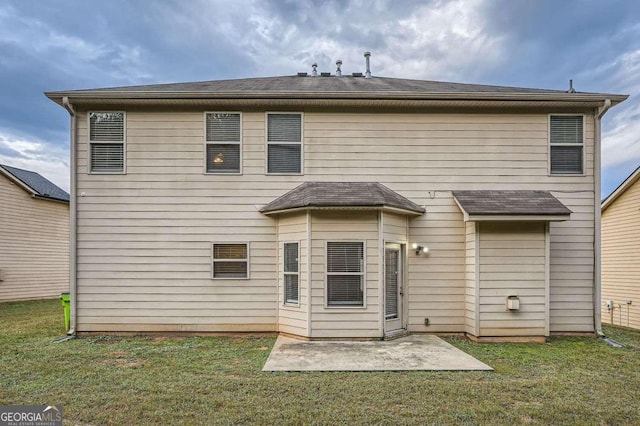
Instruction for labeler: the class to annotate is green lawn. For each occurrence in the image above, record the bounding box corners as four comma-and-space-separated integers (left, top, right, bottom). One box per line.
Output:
1, 300, 639, 425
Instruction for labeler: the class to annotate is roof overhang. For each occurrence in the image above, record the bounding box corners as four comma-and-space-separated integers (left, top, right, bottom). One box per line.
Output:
45, 91, 627, 110
260, 182, 425, 216
261, 205, 424, 216
453, 190, 572, 223
458, 212, 572, 222
602, 165, 640, 212
0, 166, 37, 197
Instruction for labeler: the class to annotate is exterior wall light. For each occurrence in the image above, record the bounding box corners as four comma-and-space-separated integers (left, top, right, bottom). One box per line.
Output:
412, 243, 429, 255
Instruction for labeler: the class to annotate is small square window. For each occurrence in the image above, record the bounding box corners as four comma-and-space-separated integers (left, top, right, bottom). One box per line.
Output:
212, 243, 248, 279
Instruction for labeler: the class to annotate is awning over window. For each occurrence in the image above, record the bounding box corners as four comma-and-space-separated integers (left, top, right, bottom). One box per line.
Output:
260, 182, 425, 215
453, 190, 572, 222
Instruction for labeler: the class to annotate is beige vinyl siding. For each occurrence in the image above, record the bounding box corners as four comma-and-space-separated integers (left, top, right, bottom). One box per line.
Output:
407, 197, 466, 333
310, 211, 380, 338
75, 112, 277, 332
277, 212, 308, 336
602, 177, 640, 329
74, 110, 596, 335
0, 175, 69, 301
478, 222, 547, 336
465, 222, 477, 335
549, 191, 595, 332
382, 212, 408, 243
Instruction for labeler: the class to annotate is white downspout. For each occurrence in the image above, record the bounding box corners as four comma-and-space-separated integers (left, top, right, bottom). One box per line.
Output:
62, 96, 77, 336
594, 98, 611, 337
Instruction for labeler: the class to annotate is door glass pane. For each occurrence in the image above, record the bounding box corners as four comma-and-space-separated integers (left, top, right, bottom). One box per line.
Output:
385, 248, 399, 319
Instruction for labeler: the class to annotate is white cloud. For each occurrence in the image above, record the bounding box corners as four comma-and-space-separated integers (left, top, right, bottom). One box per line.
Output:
0, 130, 69, 192
0, 3, 151, 85
154, 0, 504, 80
601, 47, 640, 169
374, 0, 505, 80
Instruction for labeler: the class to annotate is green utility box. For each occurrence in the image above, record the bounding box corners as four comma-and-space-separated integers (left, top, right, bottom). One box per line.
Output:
60, 292, 70, 332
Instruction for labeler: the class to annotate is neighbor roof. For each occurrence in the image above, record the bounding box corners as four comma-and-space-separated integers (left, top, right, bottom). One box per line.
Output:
0, 164, 69, 202
453, 190, 571, 221
45, 75, 628, 106
602, 165, 640, 212
260, 182, 425, 215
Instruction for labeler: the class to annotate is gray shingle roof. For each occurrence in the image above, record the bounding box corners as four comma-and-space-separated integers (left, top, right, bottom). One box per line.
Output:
57, 75, 572, 94
45, 75, 627, 105
260, 182, 425, 214
452, 190, 571, 216
0, 164, 69, 202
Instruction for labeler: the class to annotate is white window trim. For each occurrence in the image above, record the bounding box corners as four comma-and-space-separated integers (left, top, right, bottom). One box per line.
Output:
283, 241, 300, 306
87, 111, 126, 175
204, 111, 243, 175
211, 242, 250, 280
548, 113, 586, 177
324, 240, 367, 309
265, 112, 304, 175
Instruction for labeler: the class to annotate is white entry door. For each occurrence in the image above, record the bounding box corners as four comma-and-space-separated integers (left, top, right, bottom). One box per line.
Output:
384, 243, 403, 332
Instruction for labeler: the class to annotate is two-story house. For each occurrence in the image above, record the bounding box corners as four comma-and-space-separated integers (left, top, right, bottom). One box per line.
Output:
46, 71, 626, 340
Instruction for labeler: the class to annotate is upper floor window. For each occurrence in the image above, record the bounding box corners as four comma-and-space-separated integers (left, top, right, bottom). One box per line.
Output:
550, 115, 584, 175
206, 113, 241, 174
267, 113, 302, 174
89, 112, 125, 173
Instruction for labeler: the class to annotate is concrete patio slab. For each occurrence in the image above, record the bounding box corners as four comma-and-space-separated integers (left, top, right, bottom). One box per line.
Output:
262, 334, 493, 372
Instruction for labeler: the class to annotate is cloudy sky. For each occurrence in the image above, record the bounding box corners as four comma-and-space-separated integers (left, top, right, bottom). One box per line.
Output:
0, 0, 638, 196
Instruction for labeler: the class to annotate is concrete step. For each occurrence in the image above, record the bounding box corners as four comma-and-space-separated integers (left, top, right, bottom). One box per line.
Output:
383, 329, 411, 340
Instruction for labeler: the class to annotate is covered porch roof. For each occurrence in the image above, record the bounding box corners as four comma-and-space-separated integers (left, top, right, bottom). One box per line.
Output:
260, 182, 425, 216
453, 190, 572, 222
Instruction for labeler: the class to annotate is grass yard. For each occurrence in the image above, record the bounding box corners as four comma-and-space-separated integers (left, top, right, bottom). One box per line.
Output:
1, 300, 639, 425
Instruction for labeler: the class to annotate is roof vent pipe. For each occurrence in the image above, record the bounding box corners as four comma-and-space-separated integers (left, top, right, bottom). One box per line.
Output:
336, 59, 342, 76
312, 63, 318, 77
568, 79, 576, 93
364, 51, 371, 78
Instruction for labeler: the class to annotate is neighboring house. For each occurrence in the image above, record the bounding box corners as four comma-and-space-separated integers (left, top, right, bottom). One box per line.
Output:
0, 164, 69, 302
601, 166, 640, 329
45, 70, 626, 340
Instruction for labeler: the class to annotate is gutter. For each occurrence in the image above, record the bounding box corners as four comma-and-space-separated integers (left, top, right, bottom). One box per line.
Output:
62, 96, 77, 336
594, 99, 612, 337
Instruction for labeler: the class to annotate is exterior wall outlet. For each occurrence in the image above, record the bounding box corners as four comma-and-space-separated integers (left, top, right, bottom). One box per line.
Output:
606, 300, 613, 310
0, 268, 4, 281
506, 295, 520, 311
424, 318, 430, 326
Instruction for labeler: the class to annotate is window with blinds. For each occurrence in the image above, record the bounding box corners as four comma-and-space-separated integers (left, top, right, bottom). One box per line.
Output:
206, 113, 241, 173
267, 113, 302, 174
284, 242, 299, 304
326, 242, 364, 306
212, 243, 249, 279
89, 112, 125, 173
550, 115, 584, 174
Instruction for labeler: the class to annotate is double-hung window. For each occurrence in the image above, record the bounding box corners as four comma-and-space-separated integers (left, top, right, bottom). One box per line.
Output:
283, 242, 299, 304
326, 242, 364, 307
206, 113, 241, 174
212, 243, 249, 279
89, 112, 125, 173
550, 115, 584, 175
267, 113, 302, 174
